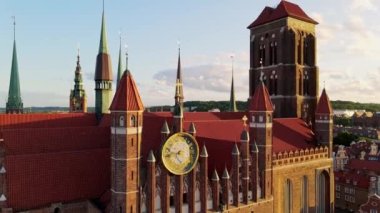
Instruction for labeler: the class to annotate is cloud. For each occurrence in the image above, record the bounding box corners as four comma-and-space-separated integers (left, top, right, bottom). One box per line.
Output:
350, 0, 377, 11
320, 68, 380, 103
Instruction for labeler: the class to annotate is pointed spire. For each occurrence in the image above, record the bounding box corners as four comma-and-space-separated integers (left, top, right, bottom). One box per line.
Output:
232, 144, 240, 155
99, 3, 108, 54
161, 120, 170, 134
147, 150, 156, 162
222, 167, 230, 179
249, 81, 274, 112
109, 71, 144, 111
125, 44, 129, 71
240, 129, 249, 142
229, 56, 238, 112
117, 34, 123, 87
174, 45, 184, 105
189, 122, 196, 134
6, 16, 23, 114
316, 88, 333, 114
212, 169, 220, 181
200, 145, 208, 157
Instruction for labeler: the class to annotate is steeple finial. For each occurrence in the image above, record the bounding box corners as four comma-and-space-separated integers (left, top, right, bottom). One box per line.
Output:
98, 2, 109, 54
117, 32, 123, 87
229, 55, 237, 112
125, 44, 128, 71
12, 16, 16, 41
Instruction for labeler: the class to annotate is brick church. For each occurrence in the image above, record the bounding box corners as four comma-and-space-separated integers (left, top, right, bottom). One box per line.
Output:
0, 1, 334, 213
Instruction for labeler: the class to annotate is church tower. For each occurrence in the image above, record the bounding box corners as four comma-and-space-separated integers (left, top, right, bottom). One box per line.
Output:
173, 47, 184, 133
110, 66, 144, 213
6, 18, 23, 114
95, 6, 113, 119
247, 1, 319, 122
69, 51, 87, 113
248, 81, 274, 199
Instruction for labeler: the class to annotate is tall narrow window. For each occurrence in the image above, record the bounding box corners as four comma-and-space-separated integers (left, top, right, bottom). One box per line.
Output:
259, 45, 266, 66
301, 176, 308, 213
304, 38, 308, 65
318, 171, 330, 213
284, 179, 292, 213
274, 42, 278, 64
119, 116, 125, 127
269, 42, 274, 65
303, 72, 309, 95
298, 38, 302, 64
298, 71, 303, 95
130, 115, 136, 127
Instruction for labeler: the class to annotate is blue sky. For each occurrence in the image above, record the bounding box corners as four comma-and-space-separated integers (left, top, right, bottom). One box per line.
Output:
0, 0, 379, 107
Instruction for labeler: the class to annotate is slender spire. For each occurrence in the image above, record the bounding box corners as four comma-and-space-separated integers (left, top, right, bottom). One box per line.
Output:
6, 16, 23, 114
117, 33, 123, 87
98, 4, 109, 54
175, 43, 183, 104
125, 44, 129, 71
229, 55, 238, 112
174, 43, 184, 117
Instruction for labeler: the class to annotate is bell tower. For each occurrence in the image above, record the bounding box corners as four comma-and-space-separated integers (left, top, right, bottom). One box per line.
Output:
110, 68, 144, 212
69, 50, 87, 113
247, 0, 319, 122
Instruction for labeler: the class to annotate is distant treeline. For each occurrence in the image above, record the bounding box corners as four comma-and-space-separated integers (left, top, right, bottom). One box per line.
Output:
0, 100, 378, 113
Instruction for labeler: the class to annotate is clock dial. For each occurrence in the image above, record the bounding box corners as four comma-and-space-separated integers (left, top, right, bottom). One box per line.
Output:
161, 132, 199, 175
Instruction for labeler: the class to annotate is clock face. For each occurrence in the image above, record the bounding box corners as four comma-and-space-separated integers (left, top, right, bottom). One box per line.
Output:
161, 132, 199, 175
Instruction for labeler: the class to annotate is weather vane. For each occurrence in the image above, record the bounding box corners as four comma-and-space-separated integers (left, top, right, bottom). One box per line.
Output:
242, 115, 248, 128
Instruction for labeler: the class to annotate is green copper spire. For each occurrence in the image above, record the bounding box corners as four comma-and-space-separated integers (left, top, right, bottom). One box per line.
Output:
98, 11, 109, 54
229, 56, 237, 112
116, 36, 123, 88
6, 18, 23, 114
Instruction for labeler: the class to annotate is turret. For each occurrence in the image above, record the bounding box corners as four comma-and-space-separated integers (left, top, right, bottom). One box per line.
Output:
69, 50, 87, 112
315, 88, 333, 157
6, 18, 23, 114
173, 47, 184, 133
109, 70, 144, 212
95, 7, 113, 119
248, 79, 274, 199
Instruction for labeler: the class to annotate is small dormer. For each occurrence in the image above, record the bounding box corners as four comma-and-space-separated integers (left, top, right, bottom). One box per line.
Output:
0, 194, 6, 202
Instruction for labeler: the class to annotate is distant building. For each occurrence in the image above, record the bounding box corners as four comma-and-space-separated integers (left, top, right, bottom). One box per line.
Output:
334, 126, 379, 139
334, 141, 380, 212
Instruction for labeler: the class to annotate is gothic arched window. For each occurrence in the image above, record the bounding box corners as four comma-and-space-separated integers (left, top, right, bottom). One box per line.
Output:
119, 116, 125, 127
130, 115, 136, 127
301, 176, 308, 213
299, 71, 303, 95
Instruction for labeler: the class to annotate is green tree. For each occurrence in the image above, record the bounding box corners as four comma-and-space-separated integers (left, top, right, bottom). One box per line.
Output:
333, 132, 359, 146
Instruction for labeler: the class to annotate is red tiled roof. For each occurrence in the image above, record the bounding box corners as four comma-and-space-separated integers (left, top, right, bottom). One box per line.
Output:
316, 89, 333, 114
349, 159, 380, 173
335, 171, 369, 189
2, 126, 110, 155
94, 53, 112, 81
110, 71, 144, 111
141, 112, 316, 172
249, 83, 274, 111
247, 1, 318, 28
5, 149, 110, 211
272, 118, 315, 152
0, 113, 97, 129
